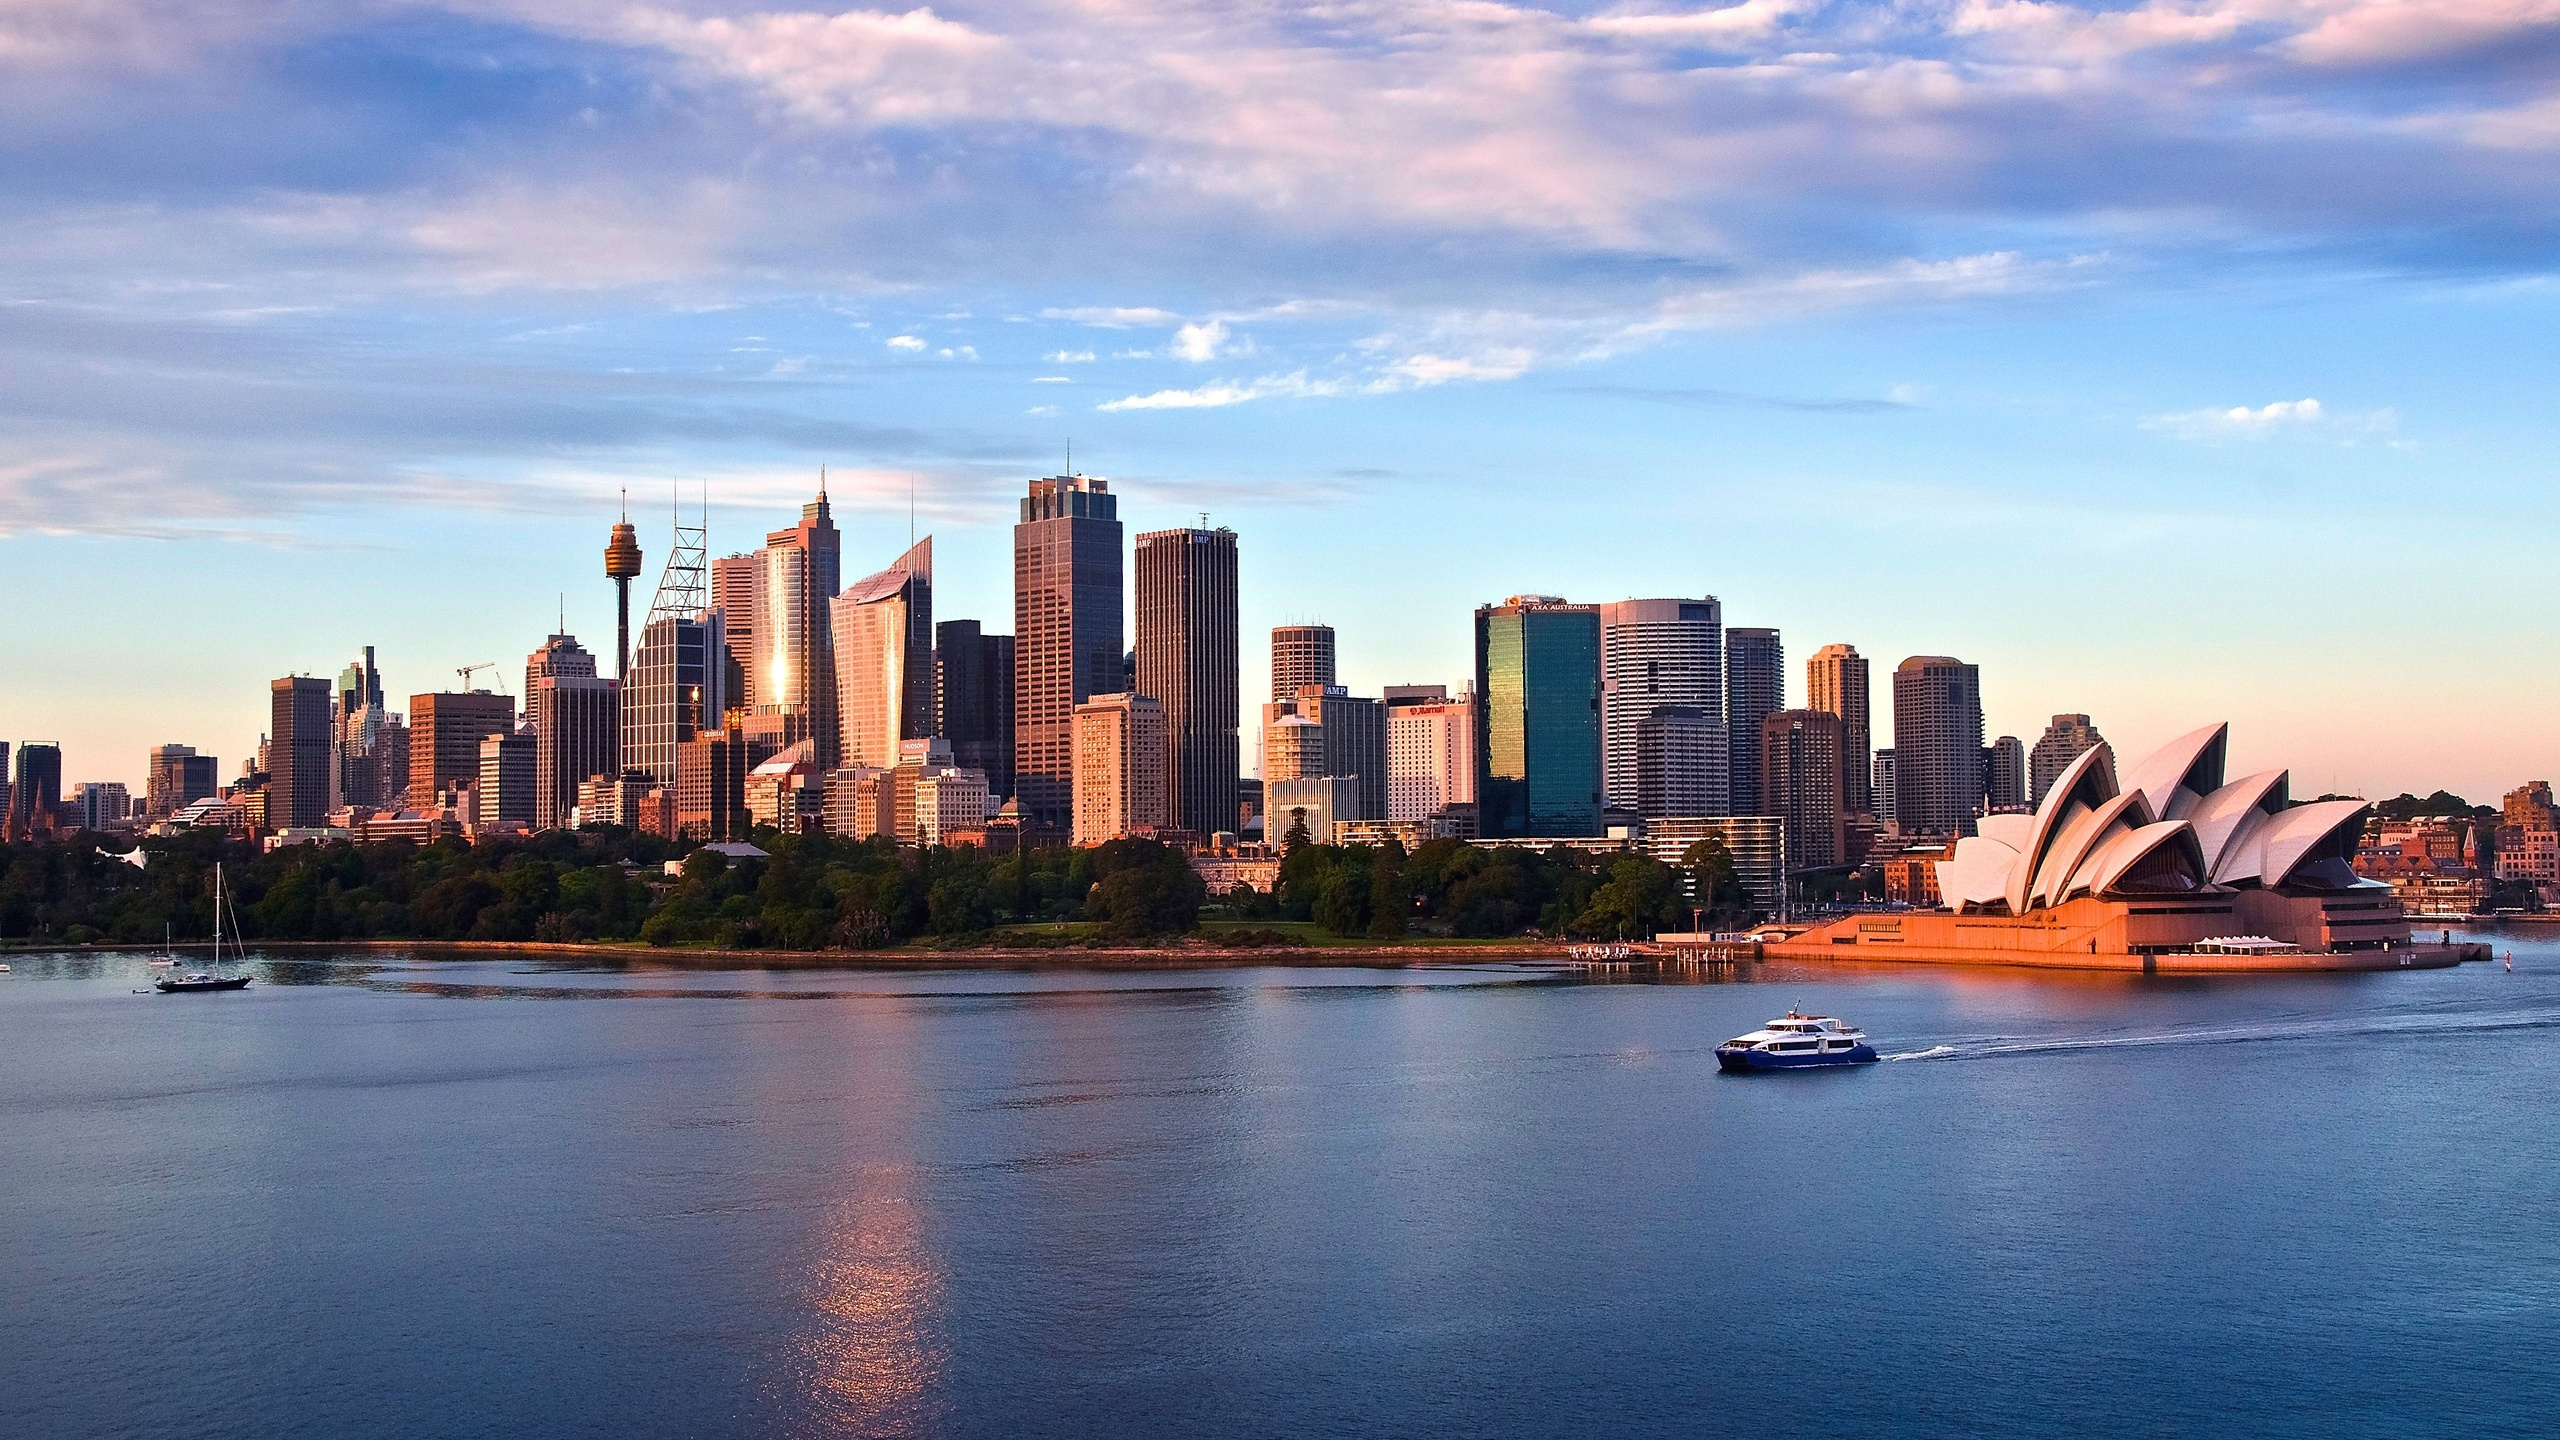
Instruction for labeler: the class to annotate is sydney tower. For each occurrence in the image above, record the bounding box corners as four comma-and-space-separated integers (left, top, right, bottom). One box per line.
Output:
604, 505, 643, 680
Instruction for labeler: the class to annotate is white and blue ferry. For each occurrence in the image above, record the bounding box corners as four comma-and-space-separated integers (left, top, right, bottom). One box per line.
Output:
1715, 1011, 1879, 1073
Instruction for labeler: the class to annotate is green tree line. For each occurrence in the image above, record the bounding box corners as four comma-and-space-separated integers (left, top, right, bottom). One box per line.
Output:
0, 828, 1760, 951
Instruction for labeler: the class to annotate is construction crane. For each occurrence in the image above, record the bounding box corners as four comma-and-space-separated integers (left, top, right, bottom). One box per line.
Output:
455, 662, 502, 693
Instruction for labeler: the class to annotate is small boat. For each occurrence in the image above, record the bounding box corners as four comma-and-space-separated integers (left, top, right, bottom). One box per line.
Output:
156, 972, 250, 993
157, 862, 249, 995
151, 923, 177, 966
1716, 1010, 1879, 1073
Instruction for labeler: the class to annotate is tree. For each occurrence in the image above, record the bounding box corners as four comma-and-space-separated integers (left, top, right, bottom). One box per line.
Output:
1282, 807, 1311, 850
1679, 836, 1757, 930
1366, 842, 1406, 941
1576, 854, 1682, 939
1084, 851, 1206, 940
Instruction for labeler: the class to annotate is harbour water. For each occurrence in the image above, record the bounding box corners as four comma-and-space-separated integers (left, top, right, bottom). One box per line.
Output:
9, 930, 2560, 1438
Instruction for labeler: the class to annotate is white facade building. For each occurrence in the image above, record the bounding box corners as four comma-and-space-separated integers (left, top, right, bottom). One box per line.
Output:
1599, 599, 1727, 816
1387, 692, 1477, 822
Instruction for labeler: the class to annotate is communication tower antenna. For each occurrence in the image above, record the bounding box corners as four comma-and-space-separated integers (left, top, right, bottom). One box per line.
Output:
648, 477, 711, 622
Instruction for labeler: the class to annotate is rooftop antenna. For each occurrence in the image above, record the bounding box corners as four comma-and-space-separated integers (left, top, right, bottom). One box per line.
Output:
820, 463, 828, 499
557, 593, 565, 635
1200, 511, 1210, 529
1065, 438, 1071, 477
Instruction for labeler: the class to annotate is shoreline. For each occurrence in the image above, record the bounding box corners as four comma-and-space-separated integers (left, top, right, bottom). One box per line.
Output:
17, 937, 1579, 970
10, 934, 2507, 976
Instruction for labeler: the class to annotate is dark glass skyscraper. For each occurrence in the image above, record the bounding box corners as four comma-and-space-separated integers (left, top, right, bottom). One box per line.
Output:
269, 676, 335, 830
1136, 526, 1239, 839
1474, 596, 1602, 837
936, 620, 1015, 804
1725, 627, 1783, 817
1013, 474, 1122, 829
7, 742, 61, 840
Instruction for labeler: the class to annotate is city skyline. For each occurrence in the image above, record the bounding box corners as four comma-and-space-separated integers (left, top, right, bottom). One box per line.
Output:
7, 466, 2539, 807
3, 4, 2554, 803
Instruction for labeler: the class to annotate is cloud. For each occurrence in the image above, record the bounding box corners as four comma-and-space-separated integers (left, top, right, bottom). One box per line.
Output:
0, 0, 2541, 528
1386, 349, 1534, 384
2145, 397, 2398, 439
1098, 372, 1347, 411
1170, 320, 1232, 362
1043, 307, 1180, 328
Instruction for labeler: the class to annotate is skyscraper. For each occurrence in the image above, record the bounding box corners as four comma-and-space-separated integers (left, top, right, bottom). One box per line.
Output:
710, 552, 760, 709
1474, 595, 1602, 837
1635, 705, 1724, 818
936, 620, 1014, 805
410, 691, 516, 806
1873, 750, 1896, 827
7, 742, 61, 840
1599, 598, 1726, 817
1387, 690, 1476, 823
73, 782, 131, 830
1137, 526, 1239, 839
674, 731, 748, 841
621, 507, 728, 788
1725, 627, 1784, 816
1013, 473, 1123, 829
760, 484, 842, 768
269, 676, 334, 830
833, 538, 937, 771
527, 632, 617, 830
525, 629, 597, 703
479, 730, 538, 827
1296, 686, 1386, 822
146, 745, 218, 818
2028, 714, 2107, 806
1072, 692, 1166, 845
1761, 709, 1845, 871
1987, 735, 2027, 811
1892, 656, 1984, 838
334, 647, 398, 813
1806, 643, 1872, 815
1271, 624, 1336, 702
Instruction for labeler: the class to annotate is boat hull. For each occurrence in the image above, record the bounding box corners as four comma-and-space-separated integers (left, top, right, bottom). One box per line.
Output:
156, 977, 251, 993
1716, 1044, 1878, 1073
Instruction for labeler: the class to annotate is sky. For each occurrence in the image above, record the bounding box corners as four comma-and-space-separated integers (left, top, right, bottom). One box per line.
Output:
3, 0, 2556, 800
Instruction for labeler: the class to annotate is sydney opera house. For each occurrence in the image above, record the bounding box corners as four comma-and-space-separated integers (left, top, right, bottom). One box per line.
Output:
1767, 723, 2460, 972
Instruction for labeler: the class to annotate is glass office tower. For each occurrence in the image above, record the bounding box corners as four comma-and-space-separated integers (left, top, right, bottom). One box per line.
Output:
1473, 596, 1602, 837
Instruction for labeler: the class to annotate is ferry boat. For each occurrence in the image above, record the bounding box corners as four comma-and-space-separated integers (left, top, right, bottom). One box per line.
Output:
1715, 1011, 1879, 1073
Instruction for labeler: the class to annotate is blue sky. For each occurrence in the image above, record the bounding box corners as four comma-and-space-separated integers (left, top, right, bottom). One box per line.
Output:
3, 0, 2555, 798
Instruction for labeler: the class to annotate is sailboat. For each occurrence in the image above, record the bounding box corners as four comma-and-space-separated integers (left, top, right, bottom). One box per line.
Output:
157, 862, 251, 993
149, 921, 177, 967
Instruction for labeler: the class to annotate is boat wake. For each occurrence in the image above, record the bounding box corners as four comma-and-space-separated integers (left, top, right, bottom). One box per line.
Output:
1885, 1005, 2560, 1062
